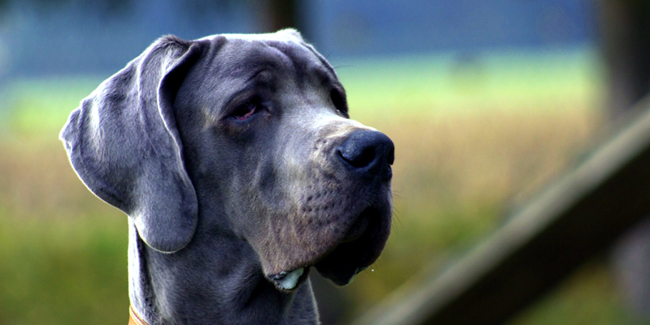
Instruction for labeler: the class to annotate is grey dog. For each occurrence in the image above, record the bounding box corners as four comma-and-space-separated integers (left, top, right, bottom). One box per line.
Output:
60, 29, 394, 325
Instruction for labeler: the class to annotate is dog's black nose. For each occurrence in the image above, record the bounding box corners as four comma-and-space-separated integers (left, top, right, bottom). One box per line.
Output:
337, 130, 394, 180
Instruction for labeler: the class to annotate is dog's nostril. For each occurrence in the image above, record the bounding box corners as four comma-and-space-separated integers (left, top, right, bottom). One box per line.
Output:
337, 130, 394, 175
338, 145, 376, 169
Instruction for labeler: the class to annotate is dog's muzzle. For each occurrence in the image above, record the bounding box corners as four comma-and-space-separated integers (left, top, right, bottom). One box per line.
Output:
269, 129, 395, 290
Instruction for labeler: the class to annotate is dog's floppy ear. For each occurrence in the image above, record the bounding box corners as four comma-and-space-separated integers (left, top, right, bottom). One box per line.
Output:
60, 36, 203, 253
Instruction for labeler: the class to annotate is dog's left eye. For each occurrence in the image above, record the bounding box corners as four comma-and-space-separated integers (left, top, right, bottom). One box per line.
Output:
232, 102, 259, 121
330, 89, 349, 118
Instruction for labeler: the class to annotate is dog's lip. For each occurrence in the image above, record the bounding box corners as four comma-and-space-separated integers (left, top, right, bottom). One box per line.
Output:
341, 213, 369, 243
313, 205, 388, 285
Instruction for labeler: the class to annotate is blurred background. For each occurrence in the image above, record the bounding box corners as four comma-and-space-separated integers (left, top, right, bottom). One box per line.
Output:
2, 0, 650, 324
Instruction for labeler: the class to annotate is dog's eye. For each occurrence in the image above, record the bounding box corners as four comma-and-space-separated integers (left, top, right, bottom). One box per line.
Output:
330, 89, 348, 117
232, 102, 259, 121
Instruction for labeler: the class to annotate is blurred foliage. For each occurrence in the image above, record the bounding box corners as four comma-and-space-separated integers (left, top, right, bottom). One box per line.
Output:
0, 137, 128, 323
0, 51, 643, 324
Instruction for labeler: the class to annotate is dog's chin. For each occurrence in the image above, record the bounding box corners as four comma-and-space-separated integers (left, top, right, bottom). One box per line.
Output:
314, 206, 391, 286
266, 205, 391, 291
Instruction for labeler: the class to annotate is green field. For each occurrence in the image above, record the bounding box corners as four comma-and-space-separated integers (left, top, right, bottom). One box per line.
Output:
1, 48, 645, 324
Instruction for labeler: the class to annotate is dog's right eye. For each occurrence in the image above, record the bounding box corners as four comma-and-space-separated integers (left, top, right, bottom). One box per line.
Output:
231, 102, 259, 121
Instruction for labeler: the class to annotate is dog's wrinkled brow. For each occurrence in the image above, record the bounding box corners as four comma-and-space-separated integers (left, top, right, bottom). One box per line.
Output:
223, 74, 274, 107
300, 42, 337, 77
223, 58, 281, 81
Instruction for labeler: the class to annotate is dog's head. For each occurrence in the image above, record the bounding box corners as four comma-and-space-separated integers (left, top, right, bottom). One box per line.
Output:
61, 29, 394, 290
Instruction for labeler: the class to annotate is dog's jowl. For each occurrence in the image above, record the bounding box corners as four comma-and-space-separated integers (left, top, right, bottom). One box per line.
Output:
61, 29, 394, 325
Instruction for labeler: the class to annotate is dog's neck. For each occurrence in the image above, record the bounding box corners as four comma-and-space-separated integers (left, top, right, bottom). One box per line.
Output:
127, 218, 319, 324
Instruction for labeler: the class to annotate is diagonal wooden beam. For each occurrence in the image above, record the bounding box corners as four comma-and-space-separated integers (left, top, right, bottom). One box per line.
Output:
354, 102, 650, 325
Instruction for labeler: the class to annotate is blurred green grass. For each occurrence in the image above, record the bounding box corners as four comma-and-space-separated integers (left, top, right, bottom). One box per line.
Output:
0, 49, 643, 324
336, 48, 603, 119
0, 76, 129, 324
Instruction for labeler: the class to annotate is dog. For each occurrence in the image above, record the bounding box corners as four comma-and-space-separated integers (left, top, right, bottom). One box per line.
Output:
60, 29, 394, 324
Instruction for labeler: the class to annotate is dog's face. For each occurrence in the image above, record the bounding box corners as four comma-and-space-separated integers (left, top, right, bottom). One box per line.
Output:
174, 31, 394, 289
61, 29, 393, 292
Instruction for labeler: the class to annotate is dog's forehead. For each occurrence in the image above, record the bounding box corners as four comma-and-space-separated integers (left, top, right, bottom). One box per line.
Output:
182, 31, 347, 122
198, 31, 336, 82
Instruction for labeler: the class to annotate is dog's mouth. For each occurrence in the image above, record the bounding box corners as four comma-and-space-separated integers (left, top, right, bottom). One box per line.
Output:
314, 206, 388, 285
268, 206, 390, 291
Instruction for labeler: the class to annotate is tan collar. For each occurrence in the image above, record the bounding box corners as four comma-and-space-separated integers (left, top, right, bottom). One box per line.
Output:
128, 305, 148, 325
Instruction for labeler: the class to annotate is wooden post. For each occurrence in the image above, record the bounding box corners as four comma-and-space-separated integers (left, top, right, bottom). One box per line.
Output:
597, 0, 650, 115
257, 0, 301, 32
